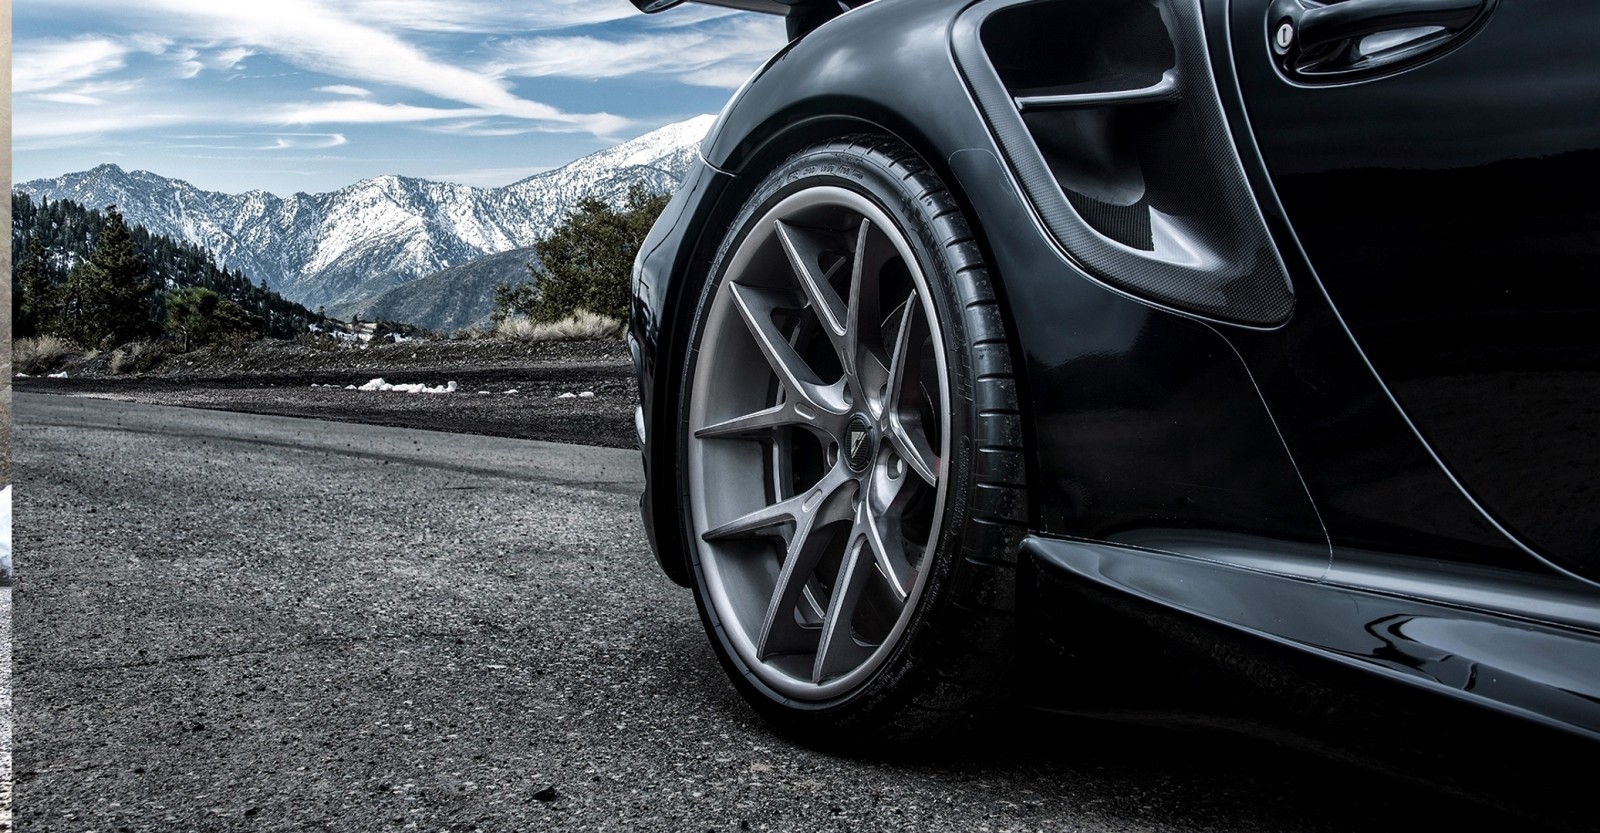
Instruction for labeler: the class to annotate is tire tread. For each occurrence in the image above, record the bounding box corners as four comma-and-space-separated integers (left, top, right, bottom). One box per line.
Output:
828, 134, 1028, 744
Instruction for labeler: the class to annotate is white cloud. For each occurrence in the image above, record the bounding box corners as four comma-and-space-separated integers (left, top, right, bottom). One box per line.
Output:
36, 92, 111, 106
338, 0, 637, 32
80, 80, 142, 96
262, 133, 349, 150
421, 119, 543, 138
209, 46, 254, 70
29, 0, 635, 136
490, 15, 785, 89
171, 47, 205, 79
316, 84, 373, 97
14, 37, 134, 93
170, 132, 349, 152
15, 34, 208, 99
13, 109, 196, 140
265, 100, 487, 125
12, 132, 124, 153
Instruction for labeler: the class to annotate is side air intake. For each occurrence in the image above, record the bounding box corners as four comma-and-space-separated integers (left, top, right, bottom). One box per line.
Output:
954, 0, 1295, 328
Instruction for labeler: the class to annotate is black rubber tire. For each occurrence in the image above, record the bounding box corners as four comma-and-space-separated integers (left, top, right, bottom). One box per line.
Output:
677, 136, 1028, 747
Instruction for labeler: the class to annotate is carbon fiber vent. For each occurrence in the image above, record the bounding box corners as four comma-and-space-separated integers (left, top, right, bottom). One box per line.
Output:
953, 0, 1295, 328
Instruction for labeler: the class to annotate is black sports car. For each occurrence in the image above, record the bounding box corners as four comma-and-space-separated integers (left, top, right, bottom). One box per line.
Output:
626, 0, 1600, 768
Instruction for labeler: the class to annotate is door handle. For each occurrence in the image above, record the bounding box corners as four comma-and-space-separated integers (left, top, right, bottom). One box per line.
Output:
1269, 0, 1491, 79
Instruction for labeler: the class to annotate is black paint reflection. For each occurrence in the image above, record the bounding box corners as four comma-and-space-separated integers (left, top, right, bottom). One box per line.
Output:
1234, 0, 1600, 576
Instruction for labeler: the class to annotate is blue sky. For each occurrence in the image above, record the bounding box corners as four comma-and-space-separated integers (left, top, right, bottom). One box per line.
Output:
12, 0, 786, 195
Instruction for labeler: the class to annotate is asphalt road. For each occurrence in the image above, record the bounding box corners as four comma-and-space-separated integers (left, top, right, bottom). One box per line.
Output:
12, 393, 1530, 832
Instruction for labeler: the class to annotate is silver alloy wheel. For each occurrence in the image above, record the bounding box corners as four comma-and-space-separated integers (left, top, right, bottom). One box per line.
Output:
687, 185, 951, 701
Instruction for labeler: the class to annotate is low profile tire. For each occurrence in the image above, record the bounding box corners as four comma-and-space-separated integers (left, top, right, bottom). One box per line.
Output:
678, 136, 1027, 745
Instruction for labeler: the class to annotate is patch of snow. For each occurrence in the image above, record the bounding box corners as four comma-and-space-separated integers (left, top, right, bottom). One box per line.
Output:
557, 392, 577, 399
0, 486, 11, 579
357, 377, 457, 394
14, 373, 28, 379
579, 391, 595, 398
504, 389, 520, 394
48, 372, 68, 379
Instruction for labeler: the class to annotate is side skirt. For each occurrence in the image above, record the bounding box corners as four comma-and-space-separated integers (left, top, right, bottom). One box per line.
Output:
1020, 535, 1600, 740
1019, 535, 1599, 830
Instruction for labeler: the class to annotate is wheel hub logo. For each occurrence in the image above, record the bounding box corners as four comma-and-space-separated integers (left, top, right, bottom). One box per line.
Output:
845, 415, 873, 472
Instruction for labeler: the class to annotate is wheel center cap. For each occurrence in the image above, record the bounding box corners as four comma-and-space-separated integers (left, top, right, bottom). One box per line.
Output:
845, 415, 875, 473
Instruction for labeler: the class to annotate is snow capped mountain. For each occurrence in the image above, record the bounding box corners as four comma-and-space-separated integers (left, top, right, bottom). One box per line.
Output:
15, 115, 715, 315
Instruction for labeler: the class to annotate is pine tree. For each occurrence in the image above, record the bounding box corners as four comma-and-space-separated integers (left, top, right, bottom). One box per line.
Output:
56, 206, 158, 349
505, 181, 669, 324
491, 281, 538, 324
13, 239, 58, 339
165, 286, 264, 349
10, 194, 325, 340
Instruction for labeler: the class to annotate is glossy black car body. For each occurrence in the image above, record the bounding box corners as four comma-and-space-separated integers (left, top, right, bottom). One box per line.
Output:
629, 0, 1600, 780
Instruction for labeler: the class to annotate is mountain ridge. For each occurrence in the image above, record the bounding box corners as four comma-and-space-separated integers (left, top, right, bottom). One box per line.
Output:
15, 115, 713, 318
328, 246, 542, 333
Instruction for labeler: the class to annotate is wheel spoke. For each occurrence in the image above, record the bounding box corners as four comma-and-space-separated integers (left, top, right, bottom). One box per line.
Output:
863, 495, 917, 602
887, 422, 937, 486
812, 526, 877, 682
885, 295, 918, 408
695, 400, 819, 440
701, 491, 808, 541
729, 283, 844, 415
845, 219, 891, 398
777, 221, 851, 357
756, 468, 856, 658
885, 298, 939, 485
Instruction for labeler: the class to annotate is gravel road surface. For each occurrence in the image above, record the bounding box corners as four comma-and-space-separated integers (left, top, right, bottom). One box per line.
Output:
13, 337, 637, 449
13, 393, 1532, 832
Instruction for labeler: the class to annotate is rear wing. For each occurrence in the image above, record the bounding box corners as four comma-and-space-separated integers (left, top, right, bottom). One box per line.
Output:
630, 0, 867, 39
632, 0, 795, 12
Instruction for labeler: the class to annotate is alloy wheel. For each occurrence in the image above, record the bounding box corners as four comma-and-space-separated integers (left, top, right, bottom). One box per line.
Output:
687, 186, 951, 701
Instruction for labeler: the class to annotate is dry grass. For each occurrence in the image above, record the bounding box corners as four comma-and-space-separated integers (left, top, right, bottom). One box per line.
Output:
109, 341, 175, 375
14, 336, 78, 375
494, 310, 622, 342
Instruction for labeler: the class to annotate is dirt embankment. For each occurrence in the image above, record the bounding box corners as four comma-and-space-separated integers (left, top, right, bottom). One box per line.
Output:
13, 337, 642, 449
